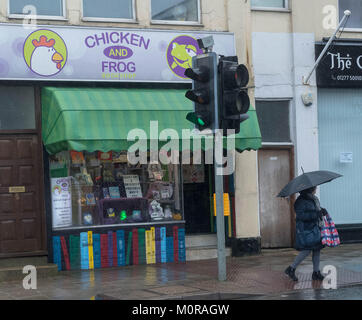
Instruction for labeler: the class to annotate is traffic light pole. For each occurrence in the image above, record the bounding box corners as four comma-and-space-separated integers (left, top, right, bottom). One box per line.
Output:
212, 53, 227, 282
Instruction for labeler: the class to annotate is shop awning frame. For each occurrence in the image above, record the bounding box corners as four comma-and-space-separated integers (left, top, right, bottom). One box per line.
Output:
41, 87, 262, 155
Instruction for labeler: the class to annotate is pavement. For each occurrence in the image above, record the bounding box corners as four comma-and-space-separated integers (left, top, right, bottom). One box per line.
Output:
2, 243, 362, 300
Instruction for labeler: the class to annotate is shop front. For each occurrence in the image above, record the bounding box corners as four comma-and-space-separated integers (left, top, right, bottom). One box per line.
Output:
0, 23, 262, 269
316, 40, 362, 242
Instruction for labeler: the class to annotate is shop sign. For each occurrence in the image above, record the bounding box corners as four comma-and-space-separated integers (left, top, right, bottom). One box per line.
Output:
51, 177, 72, 228
0, 23, 235, 83
316, 43, 362, 88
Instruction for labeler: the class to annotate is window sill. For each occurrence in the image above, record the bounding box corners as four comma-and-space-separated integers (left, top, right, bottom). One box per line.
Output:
251, 7, 291, 13
151, 20, 203, 27
52, 220, 186, 232
340, 27, 362, 33
82, 17, 138, 24
8, 14, 68, 21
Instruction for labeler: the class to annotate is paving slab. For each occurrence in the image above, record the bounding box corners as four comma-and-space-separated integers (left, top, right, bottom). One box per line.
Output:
0, 244, 361, 299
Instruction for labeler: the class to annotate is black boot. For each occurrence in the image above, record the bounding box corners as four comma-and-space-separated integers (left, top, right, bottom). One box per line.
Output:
284, 266, 298, 281
312, 271, 325, 281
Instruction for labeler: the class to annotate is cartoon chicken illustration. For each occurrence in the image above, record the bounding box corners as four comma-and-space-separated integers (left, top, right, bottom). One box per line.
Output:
30, 35, 64, 76
170, 42, 197, 70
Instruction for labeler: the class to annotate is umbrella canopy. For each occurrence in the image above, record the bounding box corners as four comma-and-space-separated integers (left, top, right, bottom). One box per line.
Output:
277, 170, 342, 198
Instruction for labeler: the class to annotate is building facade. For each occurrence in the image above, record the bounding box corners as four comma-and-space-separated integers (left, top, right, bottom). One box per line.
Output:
0, 0, 262, 269
251, 0, 362, 246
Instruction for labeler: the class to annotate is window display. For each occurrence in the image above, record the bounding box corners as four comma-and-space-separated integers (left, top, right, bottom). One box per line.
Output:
49, 150, 183, 230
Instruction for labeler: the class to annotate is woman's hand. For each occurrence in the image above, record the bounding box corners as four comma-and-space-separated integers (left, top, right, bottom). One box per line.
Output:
320, 208, 328, 216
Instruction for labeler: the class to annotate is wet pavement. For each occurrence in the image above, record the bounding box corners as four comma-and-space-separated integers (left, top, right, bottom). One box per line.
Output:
1, 243, 362, 300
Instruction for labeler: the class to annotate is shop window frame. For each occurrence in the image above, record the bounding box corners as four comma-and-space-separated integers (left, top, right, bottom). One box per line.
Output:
251, 0, 290, 12
81, 0, 137, 23
150, 0, 202, 26
7, 0, 67, 21
48, 151, 185, 232
338, 0, 362, 32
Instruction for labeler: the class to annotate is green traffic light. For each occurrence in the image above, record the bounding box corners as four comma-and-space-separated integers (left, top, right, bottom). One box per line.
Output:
186, 112, 208, 127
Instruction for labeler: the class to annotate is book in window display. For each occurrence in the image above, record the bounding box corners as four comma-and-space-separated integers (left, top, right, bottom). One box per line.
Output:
102, 187, 111, 199
82, 212, 93, 226
112, 151, 128, 163
106, 208, 116, 218
147, 163, 164, 181
70, 151, 85, 165
102, 165, 115, 183
109, 186, 121, 199
98, 151, 112, 163
86, 193, 96, 205
149, 200, 164, 221
85, 151, 100, 167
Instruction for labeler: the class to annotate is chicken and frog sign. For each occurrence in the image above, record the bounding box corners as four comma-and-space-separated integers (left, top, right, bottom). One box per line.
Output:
23, 29, 67, 77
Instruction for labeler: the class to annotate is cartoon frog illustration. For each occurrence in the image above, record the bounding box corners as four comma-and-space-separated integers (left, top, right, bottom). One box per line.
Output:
170, 42, 197, 70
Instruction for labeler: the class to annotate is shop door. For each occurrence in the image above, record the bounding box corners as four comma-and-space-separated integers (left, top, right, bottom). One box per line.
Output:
0, 135, 45, 256
183, 164, 211, 234
258, 149, 293, 248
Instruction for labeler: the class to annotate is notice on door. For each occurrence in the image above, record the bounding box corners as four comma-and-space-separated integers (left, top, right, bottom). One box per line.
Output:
51, 177, 72, 228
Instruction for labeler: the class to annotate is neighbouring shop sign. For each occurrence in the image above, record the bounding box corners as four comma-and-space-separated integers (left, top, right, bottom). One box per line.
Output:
51, 177, 72, 228
316, 43, 362, 88
0, 23, 235, 83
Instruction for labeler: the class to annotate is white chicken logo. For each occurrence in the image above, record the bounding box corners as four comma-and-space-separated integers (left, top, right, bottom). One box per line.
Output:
30, 36, 64, 76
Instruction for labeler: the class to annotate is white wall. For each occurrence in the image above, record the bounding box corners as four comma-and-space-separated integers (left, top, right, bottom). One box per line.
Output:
252, 32, 319, 175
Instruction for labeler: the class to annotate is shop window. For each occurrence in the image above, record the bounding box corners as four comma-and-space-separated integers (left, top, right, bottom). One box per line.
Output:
0, 86, 35, 130
9, 0, 65, 18
151, 0, 200, 23
255, 100, 291, 143
49, 151, 183, 230
251, 0, 288, 9
339, 0, 362, 29
82, 0, 134, 20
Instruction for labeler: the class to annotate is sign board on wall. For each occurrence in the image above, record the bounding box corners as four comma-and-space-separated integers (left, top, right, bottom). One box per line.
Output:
51, 177, 72, 228
0, 24, 235, 83
316, 43, 362, 88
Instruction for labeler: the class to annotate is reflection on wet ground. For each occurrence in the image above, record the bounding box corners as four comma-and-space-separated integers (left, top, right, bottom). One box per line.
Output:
1, 244, 362, 300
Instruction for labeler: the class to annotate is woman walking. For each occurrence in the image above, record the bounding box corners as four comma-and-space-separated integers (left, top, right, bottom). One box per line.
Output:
285, 186, 327, 282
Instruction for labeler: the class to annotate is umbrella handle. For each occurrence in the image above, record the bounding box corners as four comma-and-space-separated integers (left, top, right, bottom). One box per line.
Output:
301, 166, 305, 174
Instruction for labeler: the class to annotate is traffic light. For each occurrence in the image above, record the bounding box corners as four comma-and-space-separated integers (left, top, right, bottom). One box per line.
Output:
219, 56, 250, 135
184, 52, 218, 131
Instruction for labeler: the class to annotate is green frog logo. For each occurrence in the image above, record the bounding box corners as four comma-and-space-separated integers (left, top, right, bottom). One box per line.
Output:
166, 35, 203, 78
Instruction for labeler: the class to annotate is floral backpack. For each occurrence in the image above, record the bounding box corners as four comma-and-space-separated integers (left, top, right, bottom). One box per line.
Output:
321, 213, 340, 247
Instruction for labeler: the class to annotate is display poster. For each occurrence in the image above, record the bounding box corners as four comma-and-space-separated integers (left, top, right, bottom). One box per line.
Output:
0, 23, 235, 83
51, 177, 72, 228
123, 175, 143, 198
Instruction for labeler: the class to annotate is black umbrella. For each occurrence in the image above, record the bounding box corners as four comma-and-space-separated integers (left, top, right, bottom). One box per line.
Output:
277, 169, 342, 198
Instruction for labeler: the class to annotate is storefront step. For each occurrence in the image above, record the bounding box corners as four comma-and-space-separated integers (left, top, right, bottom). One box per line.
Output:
186, 245, 232, 261
185, 234, 218, 248
0, 256, 58, 282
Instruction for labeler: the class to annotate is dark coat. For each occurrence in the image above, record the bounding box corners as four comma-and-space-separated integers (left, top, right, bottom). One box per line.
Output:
294, 194, 324, 251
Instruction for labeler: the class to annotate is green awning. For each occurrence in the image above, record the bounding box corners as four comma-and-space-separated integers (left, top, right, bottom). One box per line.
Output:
41, 87, 261, 155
